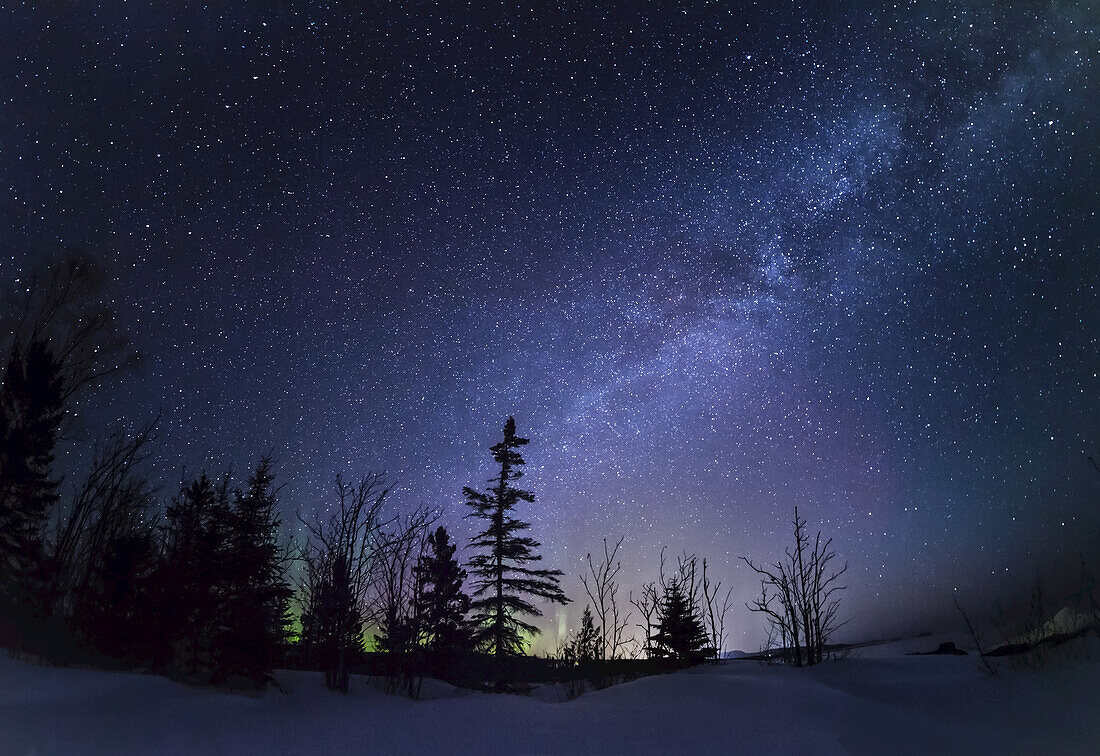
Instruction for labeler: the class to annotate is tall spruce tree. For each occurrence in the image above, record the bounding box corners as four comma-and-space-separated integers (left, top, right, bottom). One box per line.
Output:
464, 417, 568, 658
221, 457, 293, 683
414, 526, 471, 658
157, 473, 233, 675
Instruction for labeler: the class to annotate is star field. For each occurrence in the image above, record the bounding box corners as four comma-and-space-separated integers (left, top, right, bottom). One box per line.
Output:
3, 2, 1097, 649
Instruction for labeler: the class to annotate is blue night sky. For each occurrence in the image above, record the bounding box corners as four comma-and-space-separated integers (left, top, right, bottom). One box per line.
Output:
3, 2, 1097, 650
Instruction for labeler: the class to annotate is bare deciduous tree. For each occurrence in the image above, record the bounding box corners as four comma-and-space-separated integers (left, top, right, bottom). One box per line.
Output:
2, 255, 139, 430
741, 507, 848, 666
0, 254, 140, 648
580, 536, 631, 660
701, 558, 734, 661
50, 418, 160, 617
629, 546, 672, 659
366, 504, 439, 696
298, 473, 390, 692
629, 579, 660, 660
369, 505, 439, 652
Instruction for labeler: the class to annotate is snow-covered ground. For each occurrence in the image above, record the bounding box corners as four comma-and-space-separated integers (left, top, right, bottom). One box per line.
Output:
2, 636, 1098, 755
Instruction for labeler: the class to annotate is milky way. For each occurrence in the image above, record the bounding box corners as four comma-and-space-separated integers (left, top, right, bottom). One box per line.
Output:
3, 2, 1097, 649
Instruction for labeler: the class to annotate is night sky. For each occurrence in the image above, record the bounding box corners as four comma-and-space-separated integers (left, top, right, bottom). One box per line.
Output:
3, 2, 1098, 650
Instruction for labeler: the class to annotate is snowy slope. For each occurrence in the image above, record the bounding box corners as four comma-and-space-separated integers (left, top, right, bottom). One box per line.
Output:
1, 642, 1098, 755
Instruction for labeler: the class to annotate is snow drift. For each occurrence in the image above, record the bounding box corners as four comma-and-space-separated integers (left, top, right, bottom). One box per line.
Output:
1, 637, 1098, 755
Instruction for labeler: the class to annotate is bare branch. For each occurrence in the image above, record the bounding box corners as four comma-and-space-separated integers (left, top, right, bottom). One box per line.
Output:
580, 536, 631, 659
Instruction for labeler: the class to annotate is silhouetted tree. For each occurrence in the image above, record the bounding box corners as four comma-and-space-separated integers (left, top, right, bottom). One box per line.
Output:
51, 423, 157, 605
156, 473, 233, 675
630, 579, 661, 660
81, 525, 160, 663
370, 506, 437, 656
0, 254, 138, 653
701, 558, 734, 661
581, 537, 631, 659
0, 340, 65, 643
464, 417, 569, 662
299, 551, 362, 691
565, 606, 601, 664
299, 473, 389, 692
52, 423, 160, 662
414, 526, 473, 667
219, 457, 294, 684
741, 507, 848, 666
649, 578, 712, 664
368, 506, 440, 696
0, 255, 138, 421
632, 548, 716, 663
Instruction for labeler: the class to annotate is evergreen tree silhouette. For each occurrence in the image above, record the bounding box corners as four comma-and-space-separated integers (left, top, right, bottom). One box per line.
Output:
157, 473, 233, 675
220, 457, 293, 683
0, 340, 65, 638
649, 578, 712, 664
464, 417, 569, 661
0, 255, 139, 655
84, 527, 159, 662
567, 605, 601, 663
414, 526, 472, 666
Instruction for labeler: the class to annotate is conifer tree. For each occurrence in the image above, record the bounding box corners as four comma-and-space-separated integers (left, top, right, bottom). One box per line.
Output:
157, 473, 233, 674
464, 417, 569, 658
567, 605, 601, 663
81, 525, 159, 662
0, 340, 65, 628
0, 255, 138, 653
414, 526, 471, 658
221, 457, 293, 683
648, 578, 712, 664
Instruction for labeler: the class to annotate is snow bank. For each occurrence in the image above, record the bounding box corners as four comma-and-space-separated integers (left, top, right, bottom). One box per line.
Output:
1, 642, 1098, 755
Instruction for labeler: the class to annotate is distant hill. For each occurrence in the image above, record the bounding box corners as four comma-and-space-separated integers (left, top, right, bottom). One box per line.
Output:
721, 650, 751, 659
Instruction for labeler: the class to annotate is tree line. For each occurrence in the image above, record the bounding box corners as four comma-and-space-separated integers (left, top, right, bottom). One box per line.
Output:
0, 256, 848, 694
